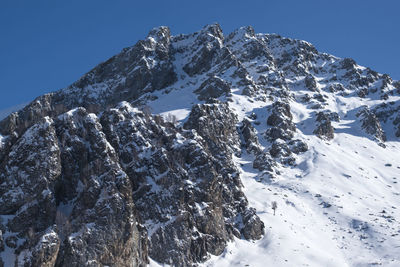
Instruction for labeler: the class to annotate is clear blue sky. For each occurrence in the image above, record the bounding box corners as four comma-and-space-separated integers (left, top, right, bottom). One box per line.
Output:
0, 0, 399, 110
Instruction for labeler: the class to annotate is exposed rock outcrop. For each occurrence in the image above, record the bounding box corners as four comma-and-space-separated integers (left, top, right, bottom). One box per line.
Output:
239, 118, 262, 154
265, 101, 296, 141
357, 108, 386, 142
314, 111, 335, 140
1, 22, 399, 266
194, 76, 231, 101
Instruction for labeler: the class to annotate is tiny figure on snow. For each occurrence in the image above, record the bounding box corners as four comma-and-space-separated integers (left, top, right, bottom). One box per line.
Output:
271, 201, 277, 216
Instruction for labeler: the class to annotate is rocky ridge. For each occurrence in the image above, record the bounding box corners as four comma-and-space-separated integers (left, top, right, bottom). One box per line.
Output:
0, 23, 399, 266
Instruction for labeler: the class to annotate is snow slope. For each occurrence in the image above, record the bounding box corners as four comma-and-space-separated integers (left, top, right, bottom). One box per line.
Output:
149, 85, 400, 267
1, 24, 399, 266
143, 25, 400, 265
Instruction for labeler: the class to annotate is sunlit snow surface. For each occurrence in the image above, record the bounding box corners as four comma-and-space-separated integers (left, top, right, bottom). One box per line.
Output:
147, 83, 400, 267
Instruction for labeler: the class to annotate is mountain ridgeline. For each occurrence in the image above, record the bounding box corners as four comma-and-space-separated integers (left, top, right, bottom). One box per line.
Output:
0, 24, 399, 266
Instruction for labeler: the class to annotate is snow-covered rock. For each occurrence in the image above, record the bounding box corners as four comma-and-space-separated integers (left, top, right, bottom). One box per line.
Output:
1, 23, 399, 266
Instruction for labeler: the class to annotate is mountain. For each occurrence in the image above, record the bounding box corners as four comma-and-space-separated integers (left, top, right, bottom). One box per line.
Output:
0, 23, 399, 267
0, 104, 28, 121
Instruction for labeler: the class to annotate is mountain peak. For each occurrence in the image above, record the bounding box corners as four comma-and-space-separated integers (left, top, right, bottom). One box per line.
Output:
0, 24, 399, 267
146, 25, 171, 43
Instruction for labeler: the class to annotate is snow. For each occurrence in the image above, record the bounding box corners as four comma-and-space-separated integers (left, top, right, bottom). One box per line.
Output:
1, 25, 399, 267
148, 46, 400, 265
200, 135, 399, 266
0, 215, 18, 267
0, 134, 7, 148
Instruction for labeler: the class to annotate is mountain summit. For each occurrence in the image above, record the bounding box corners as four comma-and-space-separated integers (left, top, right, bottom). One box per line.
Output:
0, 24, 399, 266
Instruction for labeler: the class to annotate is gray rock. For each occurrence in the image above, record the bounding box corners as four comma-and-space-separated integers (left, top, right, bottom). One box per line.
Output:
305, 75, 318, 91
1, 22, 398, 267
100, 101, 264, 266
328, 83, 345, 93
288, 139, 308, 154
265, 101, 296, 141
194, 76, 231, 100
182, 24, 226, 77
19, 229, 61, 267
341, 58, 356, 70
270, 140, 291, 158
314, 112, 335, 140
239, 118, 262, 154
241, 208, 265, 240
357, 108, 386, 142
253, 152, 275, 172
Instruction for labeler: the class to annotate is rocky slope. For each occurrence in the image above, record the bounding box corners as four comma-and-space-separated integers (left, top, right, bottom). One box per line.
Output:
0, 24, 399, 266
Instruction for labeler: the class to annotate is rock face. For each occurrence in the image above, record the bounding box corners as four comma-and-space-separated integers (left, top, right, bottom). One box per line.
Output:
314, 112, 335, 140
100, 101, 264, 265
1, 23, 400, 266
194, 76, 231, 100
0, 101, 264, 266
357, 108, 386, 142
0, 108, 148, 267
265, 101, 296, 141
239, 118, 262, 155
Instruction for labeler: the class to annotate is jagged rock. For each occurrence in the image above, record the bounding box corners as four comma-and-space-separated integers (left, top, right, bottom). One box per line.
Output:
232, 67, 258, 97
100, 101, 264, 266
241, 208, 265, 239
357, 108, 386, 142
0, 108, 148, 266
265, 101, 296, 141
239, 118, 262, 154
53, 108, 148, 267
253, 152, 274, 172
0, 26, 177, 139
18, 229, 61, 267
393, 81, 400, 94
265, 127, 292, 141
182, 24, 227, 77
314, 112, 335, 140
305, 74, 318, 91
341, 58, 356, 70
0, 116, 60, 230
381, 74, 392, 90
226, 26, 273, 63
313, 93, 327, 103
328, 83, 345, 92
394, 114, 400, 137
270, 140, 291, 158
184, 101, 241, 156
194, 76, 231, 100
357, 88, 369, 98
288, 139, 308, 154
269, 140, 296, 166
1, 23, 400, 267
317, 111, 340, 122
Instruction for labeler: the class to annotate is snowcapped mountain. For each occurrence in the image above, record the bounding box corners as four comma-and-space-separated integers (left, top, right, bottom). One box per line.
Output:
0, 23, 399, 267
